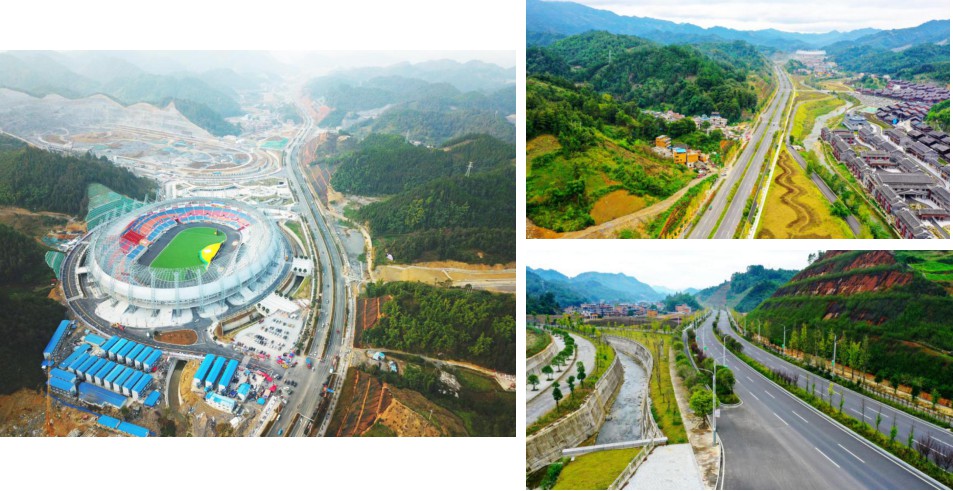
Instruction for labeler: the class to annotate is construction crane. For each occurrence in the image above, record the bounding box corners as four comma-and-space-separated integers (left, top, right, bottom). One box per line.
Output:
44, 365, 55, 437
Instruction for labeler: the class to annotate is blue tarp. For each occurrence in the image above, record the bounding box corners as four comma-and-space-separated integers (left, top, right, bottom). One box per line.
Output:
43, 320, 71, 359
78, 382, 126, 408
194, 353, 215, 385
218, 359, 238, 391
143, 390, 161, 407
49, 377, 76, 394
85, 334, 106, 346
205, 356, 226, 388
97, 414, 121, 429
117, 421, 149, 437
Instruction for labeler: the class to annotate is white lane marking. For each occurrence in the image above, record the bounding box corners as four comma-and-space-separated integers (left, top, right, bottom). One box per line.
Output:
935, 439, 953, 449
747, 390, 761, 402
815, 447, 841, 468
792, 411, 809, 423
746, 376, 754, 382
773, 412, 789, 426
838, 443, 866, 464
849, 408, 873, 421
764, 390, 776, 399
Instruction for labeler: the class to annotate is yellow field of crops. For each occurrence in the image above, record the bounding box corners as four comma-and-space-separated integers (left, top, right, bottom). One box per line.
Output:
757, 150, 852, 239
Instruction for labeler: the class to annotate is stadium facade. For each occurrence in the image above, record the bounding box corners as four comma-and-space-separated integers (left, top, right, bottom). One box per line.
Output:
85, 197, 290, 323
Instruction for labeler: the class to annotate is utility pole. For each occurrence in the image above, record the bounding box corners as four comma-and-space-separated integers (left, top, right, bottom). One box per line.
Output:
465, 161, 473, 177
783, 325, 788, 356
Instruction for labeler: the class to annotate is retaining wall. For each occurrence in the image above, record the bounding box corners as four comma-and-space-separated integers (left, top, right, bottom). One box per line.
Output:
527, 331, 560, 376
526, 350, 623, 473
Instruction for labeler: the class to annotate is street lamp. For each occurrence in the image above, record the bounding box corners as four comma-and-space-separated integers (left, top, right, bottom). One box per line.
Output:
782, 325, 788, 357
699, 361, 718, 447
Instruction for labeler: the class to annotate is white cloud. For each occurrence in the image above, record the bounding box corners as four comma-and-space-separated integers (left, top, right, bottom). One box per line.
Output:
557, 0, 950, 33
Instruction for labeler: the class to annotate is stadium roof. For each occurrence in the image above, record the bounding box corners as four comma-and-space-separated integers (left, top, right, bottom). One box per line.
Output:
43, 320, 71, 358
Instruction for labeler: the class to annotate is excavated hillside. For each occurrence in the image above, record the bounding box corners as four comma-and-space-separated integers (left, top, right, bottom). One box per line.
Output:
749, 250, 953, 398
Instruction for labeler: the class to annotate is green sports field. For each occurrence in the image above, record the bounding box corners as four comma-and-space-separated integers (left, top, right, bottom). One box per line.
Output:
150, 227, 226, 269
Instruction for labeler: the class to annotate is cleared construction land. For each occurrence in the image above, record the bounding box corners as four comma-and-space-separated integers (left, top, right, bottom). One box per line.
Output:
756, 149, 851, 239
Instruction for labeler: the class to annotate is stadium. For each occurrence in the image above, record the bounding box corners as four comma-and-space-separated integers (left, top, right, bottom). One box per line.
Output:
83, 197, 291, 327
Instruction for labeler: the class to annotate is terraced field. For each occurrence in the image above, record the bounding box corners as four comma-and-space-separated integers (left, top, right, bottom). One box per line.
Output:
756, 150, 851, 239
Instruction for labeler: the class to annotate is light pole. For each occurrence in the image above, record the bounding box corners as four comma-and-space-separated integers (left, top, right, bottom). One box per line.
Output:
699, 363, 718, 447
782, 325, 788, 357
831, 335, 838, 374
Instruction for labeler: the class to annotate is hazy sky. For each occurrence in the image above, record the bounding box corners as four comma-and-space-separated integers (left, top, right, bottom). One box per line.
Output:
558, 0, 950, 33
527, 247, 813, 291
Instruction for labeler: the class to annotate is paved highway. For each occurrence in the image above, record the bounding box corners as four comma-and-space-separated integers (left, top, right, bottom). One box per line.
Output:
695, 312, 943, 489
267, 99, 354, 437
689, 65, 792, 239
526, 333, 595, 427
717, 311, 953, 470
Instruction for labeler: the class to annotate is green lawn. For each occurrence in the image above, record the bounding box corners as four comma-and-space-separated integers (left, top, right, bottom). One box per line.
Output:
527, 328, 551, 358
553, 448, 643, 490
151, 227, 225, 269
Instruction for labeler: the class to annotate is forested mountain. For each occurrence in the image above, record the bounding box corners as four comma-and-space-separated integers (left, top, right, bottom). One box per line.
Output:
311, 59, 514, 93
309, 73, 515, 144
0, 52, 244, 136
747, 250, 953, 400
825, 19, 950, 53
695, 264, 798, 312
0, 146, 155, 215
335, 134, 515, 264
360, 281, 515, 373
828, 43, 950, 83
529, 32, 767, 123
526, 267, 664, 307
0, 224, 67, 394
526, 0, 878, 51
526, 76, 719, 232
824, 20, 950, 83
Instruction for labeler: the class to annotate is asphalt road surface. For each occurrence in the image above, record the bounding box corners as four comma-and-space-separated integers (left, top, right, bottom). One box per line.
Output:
717, 311, 953, 472
267, 101, 353, 437
690, 65, 792, 239
526, 333, 595, 427
695, 312, 941, 489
